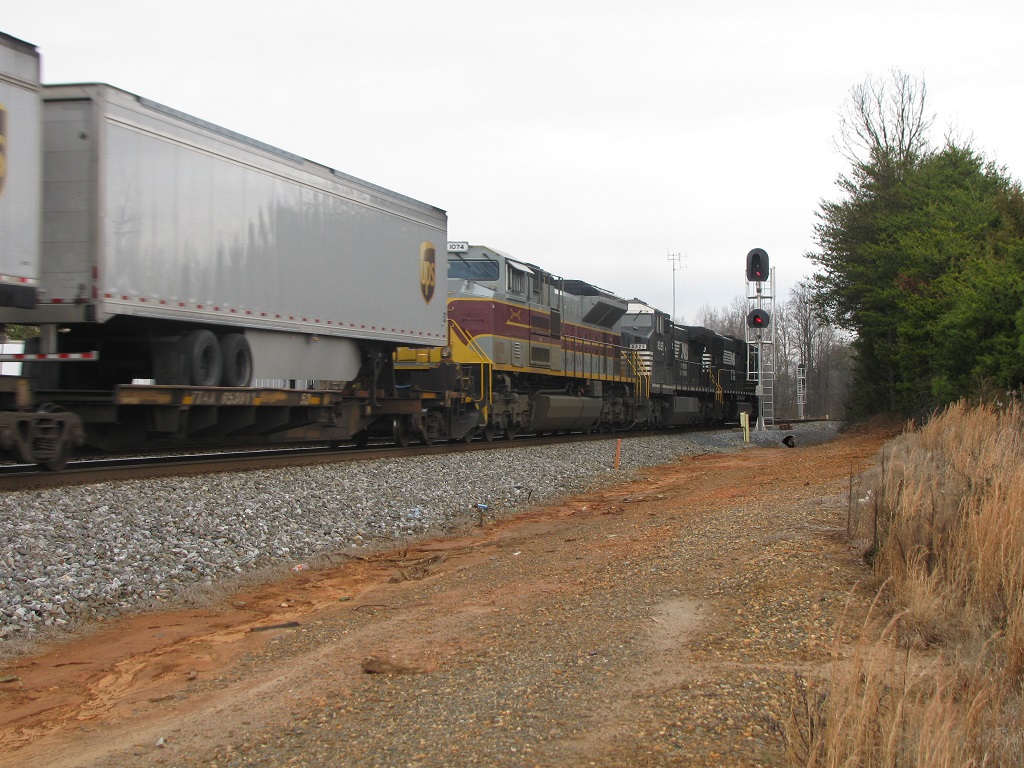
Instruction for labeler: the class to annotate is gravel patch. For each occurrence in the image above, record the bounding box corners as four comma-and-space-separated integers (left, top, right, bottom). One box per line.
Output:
0, 423, 839, 644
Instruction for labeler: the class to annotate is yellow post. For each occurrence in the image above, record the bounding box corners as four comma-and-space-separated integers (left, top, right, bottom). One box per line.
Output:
741, 412, 750, 443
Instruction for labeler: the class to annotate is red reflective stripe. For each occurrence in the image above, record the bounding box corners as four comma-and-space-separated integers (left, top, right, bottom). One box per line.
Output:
1, 352, 98, 361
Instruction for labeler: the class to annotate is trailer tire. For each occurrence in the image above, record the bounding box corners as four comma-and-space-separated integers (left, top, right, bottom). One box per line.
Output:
219, 333, 253, 387
183, 330, 223, 387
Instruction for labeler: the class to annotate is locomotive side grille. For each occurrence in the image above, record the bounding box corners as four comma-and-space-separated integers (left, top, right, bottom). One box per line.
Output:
530, 346, 551, 366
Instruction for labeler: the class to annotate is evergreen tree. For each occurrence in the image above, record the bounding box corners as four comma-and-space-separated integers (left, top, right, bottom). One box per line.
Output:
809, 72, 1024, 415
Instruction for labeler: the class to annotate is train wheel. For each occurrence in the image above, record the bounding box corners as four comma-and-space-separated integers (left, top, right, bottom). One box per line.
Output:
481, 425, 496, 442
505, 426, 518, 441
393, 417, 412, 448
183, 330, 223, 387
461, 427, 478, 444
40, 441, 70, 472
219, 333, 253, 387
33, 404, 73, 471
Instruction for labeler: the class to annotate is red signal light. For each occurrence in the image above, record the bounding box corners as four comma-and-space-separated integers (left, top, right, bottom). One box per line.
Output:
746, 308, 770, 329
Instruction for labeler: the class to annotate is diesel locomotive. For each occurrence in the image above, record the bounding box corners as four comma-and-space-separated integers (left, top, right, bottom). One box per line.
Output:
395, 244, 756, 444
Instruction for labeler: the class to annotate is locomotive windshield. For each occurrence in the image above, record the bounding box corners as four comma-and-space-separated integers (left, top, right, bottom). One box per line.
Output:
449, 258, 500, 281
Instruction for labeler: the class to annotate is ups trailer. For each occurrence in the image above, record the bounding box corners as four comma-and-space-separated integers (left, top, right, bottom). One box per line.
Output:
3, 81, 447, 387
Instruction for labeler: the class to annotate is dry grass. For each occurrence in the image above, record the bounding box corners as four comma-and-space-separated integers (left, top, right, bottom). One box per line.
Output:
789, 400, 1024, 767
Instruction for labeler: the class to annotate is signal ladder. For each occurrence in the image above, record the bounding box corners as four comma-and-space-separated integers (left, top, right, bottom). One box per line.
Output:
760, 350, 775, 426
745, 267, 776, 429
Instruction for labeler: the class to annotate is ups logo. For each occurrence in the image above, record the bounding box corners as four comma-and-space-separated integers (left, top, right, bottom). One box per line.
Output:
0, 104, 6, 198
419, 241, 436, 303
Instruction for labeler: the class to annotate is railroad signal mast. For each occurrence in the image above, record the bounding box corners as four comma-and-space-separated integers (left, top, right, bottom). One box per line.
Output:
745, 248, 776, 429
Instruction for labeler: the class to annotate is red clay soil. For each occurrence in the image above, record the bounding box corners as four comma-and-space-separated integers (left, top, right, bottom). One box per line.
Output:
0, 421, 900, 767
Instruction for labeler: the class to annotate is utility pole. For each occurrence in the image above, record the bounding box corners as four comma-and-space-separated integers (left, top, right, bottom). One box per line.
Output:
667, 251, 685, 323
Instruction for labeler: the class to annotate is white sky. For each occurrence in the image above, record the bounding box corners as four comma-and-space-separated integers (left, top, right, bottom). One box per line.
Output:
4, 0, 1022, 323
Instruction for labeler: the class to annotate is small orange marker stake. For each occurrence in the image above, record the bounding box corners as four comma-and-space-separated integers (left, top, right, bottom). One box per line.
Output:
614, 439, 622, 469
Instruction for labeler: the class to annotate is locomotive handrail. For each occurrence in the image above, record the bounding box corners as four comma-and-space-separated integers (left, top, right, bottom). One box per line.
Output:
620, 349, 651, 402
710, 368, 725, 404
448, 319, 493, 420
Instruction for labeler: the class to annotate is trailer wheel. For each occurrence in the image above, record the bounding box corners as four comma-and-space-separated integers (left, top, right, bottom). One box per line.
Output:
219, 333, 253, 387
183, 330, 223, 387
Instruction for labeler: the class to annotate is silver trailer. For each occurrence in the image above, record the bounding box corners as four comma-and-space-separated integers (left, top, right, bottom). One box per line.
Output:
0, 33, 41, 309
2, 82, 447, 387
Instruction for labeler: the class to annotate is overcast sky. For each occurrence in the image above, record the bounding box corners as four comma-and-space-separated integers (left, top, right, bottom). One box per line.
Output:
5, 1, 1022, 323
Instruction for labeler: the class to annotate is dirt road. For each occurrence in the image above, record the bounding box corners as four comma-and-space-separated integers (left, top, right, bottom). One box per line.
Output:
0, 423, 896, 767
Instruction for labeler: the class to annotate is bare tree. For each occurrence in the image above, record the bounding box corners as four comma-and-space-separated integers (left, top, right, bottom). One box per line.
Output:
834, 69, 934, 168
696, 297, 746, 340
768, 300, 795, 418
787, 282, 850, 417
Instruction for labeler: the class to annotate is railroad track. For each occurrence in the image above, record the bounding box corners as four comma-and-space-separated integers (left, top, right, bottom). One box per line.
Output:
0, 420, 815, 491
0, 430, 627, 491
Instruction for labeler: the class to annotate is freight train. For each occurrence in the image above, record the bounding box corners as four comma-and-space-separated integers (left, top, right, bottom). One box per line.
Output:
0, 32, 755, 468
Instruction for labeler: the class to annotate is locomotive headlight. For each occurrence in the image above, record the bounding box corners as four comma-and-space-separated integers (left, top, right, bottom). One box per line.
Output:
441, 347, 452, 359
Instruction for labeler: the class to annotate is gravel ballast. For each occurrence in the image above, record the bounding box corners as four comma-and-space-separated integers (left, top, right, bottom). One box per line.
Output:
0, 424, 838, 643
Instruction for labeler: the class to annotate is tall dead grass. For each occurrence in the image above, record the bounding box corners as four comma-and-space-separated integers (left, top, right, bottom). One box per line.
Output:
788, 400, 1024, 767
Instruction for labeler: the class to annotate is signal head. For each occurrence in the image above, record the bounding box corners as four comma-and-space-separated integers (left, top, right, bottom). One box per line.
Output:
746, 308, 771, 329
746, 248, 769, 282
